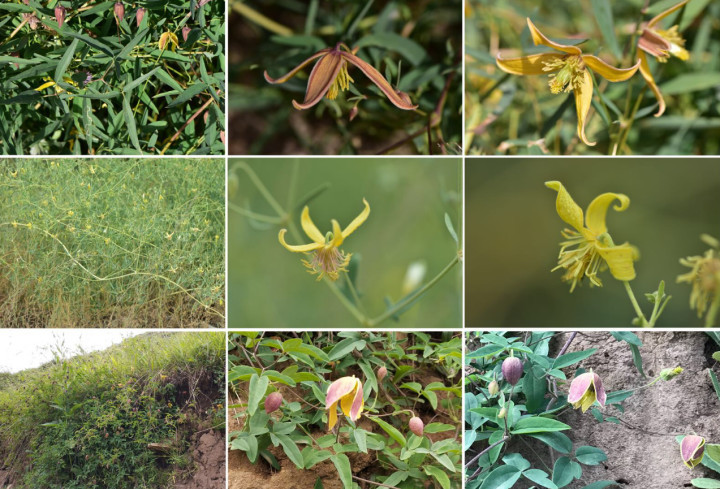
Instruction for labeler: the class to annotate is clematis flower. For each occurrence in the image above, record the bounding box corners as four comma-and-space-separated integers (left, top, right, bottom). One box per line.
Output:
264, 43, 417, 111
546, 181, 638, 292
278, 198, 369, 281
677, 235, 720, 321
680, 435, 705, 468
567, 371, 606, 413
325, 376, 364, 430
496, 19, 640, 146
637, 0, 689, 117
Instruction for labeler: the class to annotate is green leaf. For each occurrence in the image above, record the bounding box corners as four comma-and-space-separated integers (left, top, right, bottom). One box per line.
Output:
692, 479, 720, 488
369, 417, 406, 447
355, 33, 427, 66
705, 444, 720, 465
122, 96, 141, 152
0, 91, 41, 105
478, 464, 522, 489
575, 446, 607, 465
314, 477, 324, 489
118, 27, 149, 59
247, 374, 269, 416
552, 457, 581, 488
511, 417, 571, 435
709, 370, 720, 403
590, 0, 622, 60
523, 469, 558, 489
275, 434, 304, 469
552, 349, 597, 369
124, 67, 160, 94
354, 428, 368, 454
327, 338, 366, 361
331, 454, 353, 489
424, 466, 450, 489
580, 481, 620, 489
523, 366, 547, 413
383, 471, 409, 487
529, 432, 573, 454
55, 38, 79, 83
167, 82, 209, 108
66, 31, 115, 57
660, 73, 720, 95
444, 213, 458, 244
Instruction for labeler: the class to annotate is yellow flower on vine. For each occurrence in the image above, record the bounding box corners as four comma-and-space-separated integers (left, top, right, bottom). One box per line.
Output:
637, 0, 690, 117
496, 19, 640, 146
677, 234, 720, 323
546, 181, 638, 292
278, 199, 370, 281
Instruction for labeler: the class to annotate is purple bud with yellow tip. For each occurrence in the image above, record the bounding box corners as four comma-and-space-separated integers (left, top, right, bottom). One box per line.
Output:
264, 392, 282, 414
114, 2, 125, 21
409, 416, 424, 436
502, 357, 523, 386
135, 7, 145, 27
680, 435, 705, 468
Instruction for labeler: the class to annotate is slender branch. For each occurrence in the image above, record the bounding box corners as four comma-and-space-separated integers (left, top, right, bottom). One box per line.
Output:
231, 2, 293, 36
624, 281, 649, 327
546, 332, 577, 411
464, 435, 510, 470
352, 475, 401, 489
160, 95, 216, 155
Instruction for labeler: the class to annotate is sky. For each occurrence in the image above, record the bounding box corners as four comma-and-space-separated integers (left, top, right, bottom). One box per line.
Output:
0, 330, 146, 373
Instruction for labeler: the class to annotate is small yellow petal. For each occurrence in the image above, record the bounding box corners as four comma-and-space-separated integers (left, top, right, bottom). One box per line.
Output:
278, 229, 323, 253
545, 181, 585, 233
573, 69, 595, 146
341, 198, 370, 239
585, 192, 630, 237
300, 206, 325, 244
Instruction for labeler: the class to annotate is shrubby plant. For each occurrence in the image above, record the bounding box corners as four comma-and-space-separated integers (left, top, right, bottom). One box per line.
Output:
228, 331, 462, 489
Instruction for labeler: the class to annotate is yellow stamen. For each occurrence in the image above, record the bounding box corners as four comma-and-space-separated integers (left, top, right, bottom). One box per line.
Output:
327, 62, 354, 100
543, 55, 585, 94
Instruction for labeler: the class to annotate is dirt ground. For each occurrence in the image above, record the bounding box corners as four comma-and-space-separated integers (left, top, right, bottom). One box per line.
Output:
176, 430, 226, 489
517, 331, 720, 489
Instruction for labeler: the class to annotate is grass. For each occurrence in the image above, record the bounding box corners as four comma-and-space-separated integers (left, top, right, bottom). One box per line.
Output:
0, 159, 225, 327
0, 332, 226, 489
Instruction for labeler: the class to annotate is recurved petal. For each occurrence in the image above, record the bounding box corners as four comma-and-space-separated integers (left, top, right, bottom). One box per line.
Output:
586, 192, 630, 236
568, 372, 593, 403
301, 206, 325, 244
325, 377, 358, 408
545, 181, 585, 233
638, 51, 666, 117
648, 0, 689, 28
591, 373, 606, 407
339, 378, 363, 421
341, 51, 417, 110
527, 18, 582, 55
327, 402, 338, 430
341, 198, 370, 239
263, 49, 331, 85
293, 51, 345, 110
496, 52, 566, 75
279, 229, 323, 253
582, 56, 640, 82
330, 219, 344, 247
574, 69, 595, 146
596, 242, 637, 281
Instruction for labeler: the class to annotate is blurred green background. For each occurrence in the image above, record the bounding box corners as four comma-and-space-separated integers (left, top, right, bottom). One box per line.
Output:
229, 158, 462, 327
465, 0, 720, 155
466, 158, 720, 327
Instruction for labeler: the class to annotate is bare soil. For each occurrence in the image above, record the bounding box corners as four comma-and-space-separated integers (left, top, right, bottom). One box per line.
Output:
176, 431, 226, 489
517, 332, 720, 489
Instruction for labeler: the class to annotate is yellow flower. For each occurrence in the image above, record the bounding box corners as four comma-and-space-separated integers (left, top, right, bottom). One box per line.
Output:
159, 31, 178, 52
264, 43, 417, 111
496, 19, 640, 146
637, 0, 690, 117
546, 181, 638, 292
677, 234, 720, 321
325, 376, 364, 431
279, 199, 370, 281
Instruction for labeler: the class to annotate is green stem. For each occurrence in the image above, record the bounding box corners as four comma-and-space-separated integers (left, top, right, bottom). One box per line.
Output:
343, 273, 368, 317
706, 292, 720, 328
236, 162, 287, 219
231, 2, 293, 36
227, 201, 284, 224
623, 281, 649, 327
366, 254, 460, 327
324, 278, 367, 325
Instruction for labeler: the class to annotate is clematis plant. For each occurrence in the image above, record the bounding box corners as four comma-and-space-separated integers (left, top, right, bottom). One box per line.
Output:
264, 43, 417, 111
567, 371, 607, 413
637, 0, 690, 117
325, 376, 364, 431
496, 19, 640, 146
278, 199, 370, 282
680, 435, 706, 468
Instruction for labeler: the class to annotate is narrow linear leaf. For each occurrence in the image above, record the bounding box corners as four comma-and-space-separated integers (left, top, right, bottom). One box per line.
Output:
123, 67, 160, 93
167, 82, 208, 108
122, 96, 141, 152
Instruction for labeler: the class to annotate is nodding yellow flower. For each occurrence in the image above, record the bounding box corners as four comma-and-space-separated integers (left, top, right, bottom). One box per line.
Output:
264, 43, 417, 111
159, 31, 178, 52
325, 376, 364, 430
496, 19, 640, 146
637, 0, 690, 117
278, 199, 370, 281
677, 234, 720, 321
546, 181, 638, 292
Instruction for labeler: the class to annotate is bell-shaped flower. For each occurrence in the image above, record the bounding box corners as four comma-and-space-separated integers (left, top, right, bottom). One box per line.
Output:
637, 0, 689, 117
496, 19, 640, 146
546, 181, 638, 292
680, 435, 705, 468
279, 199, 370, 281
325, 376, 364, 430
568, 371, 606, 413
264, 43, 417, 111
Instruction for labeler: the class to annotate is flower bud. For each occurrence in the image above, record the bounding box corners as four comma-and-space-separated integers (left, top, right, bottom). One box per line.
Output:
114, 2, 125, 21
182, 25, 191, 42
488, 380, 499, 396
680, 435, 705, 468
135, 7, 145, 27
501, 356, 523, 386
377, 366, 387, 382
409, 416, 424, 436
498, 407, 507, 419
264, 392, 282, 414
568, 371, 606, 413
659, 367, 683, 381
349, 105, 359, 122
54, 5, 66, 29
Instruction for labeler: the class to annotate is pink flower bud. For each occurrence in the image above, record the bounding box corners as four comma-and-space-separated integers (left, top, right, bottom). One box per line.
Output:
264, 392, 282, 414
349, 106, 358, 121
409, 416, 423, 436
182, 25, 191, 42
501, 356, 523, 386
488, 380, 499, 396
377, 366, 387, 382
680, 435, 705, 468
114, 2, 125, 21
135, 7, 145, 27
55, 5, 66, 29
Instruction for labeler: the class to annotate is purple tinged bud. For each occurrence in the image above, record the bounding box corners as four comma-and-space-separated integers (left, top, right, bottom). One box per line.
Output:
488, 380, 499, 396
502, 356, 523, 386
182, 25, 191, 42
377, 366, 387, 382
135, 8, 145, 27
264, 392, 282, 414
409, 416, 424, 436
55, 5, 66, 29
114, 2, 125, 21
680, 435, 705, 468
